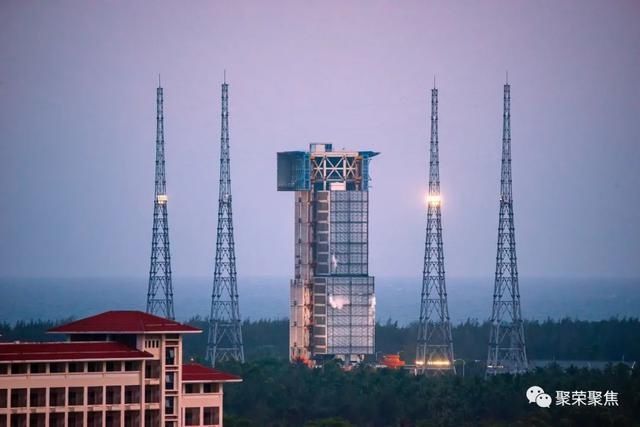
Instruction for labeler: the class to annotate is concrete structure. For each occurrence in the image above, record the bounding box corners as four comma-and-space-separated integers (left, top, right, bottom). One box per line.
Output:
0, 311, 240, 427
277, 143, 378, 365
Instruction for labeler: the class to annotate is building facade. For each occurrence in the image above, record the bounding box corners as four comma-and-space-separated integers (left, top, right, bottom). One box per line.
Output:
277, 143, 378, 365
0, 311, 240, 427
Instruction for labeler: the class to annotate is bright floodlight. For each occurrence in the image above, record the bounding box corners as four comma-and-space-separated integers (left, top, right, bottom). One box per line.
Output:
426, 359, 451, 366
426, 194, 441, 206
156, 194, 168, 204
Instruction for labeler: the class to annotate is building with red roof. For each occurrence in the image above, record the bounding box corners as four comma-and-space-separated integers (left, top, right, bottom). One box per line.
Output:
0, 310, 241, 427
48, 311, 201, 335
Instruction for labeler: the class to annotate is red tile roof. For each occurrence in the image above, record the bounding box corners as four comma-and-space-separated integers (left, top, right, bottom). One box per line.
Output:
182, 363, 242, 383
0, 342, 153, 362
48, 311, 201, 334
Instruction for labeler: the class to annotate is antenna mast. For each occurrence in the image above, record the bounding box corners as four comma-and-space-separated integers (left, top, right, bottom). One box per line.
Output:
416, 85, 455, 374
486, 80, 528, 375
146, 81, 175, 319
206, 78, 245, 366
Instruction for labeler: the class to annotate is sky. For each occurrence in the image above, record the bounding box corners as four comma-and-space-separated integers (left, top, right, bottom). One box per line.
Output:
0, 0, 639, 280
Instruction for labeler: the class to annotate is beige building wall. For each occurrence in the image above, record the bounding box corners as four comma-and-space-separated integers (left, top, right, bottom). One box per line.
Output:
0, 332, 228, 427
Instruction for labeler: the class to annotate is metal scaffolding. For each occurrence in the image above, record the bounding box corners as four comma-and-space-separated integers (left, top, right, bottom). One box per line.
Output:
278, 144, 378, 365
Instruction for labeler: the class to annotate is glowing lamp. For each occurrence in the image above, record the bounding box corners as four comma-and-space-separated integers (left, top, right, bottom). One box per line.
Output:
426, 359, 451, 366
426, 194, 441, 206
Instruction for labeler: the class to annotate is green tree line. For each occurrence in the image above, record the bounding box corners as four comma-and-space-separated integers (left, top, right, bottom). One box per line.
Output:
2, 317, 639, 362
184, 317, 640, 363
219, 360, 640, 427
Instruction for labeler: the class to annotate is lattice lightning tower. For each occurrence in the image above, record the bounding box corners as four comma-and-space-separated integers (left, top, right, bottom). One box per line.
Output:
146, 79, 175, 320
416, 85, 455, 374
486, 79, 528, 375
206, 78, 245, 366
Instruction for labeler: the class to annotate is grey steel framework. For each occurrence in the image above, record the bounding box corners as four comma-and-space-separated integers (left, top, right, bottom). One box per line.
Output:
416, 86, 455, 374
486, 81, 528, 375
206, 79, 245, 366
277, 144, 377, 365
146, 81, 175, 320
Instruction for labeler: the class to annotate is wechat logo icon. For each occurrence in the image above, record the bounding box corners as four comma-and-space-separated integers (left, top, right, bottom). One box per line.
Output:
526, 386, 552, 408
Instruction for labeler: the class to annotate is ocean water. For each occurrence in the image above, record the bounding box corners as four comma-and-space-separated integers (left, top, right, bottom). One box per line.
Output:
0, 276, 638, 324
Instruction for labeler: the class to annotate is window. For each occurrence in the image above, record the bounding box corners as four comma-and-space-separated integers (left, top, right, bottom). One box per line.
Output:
165, 347, 176, 365
165, 397, 175, 415
68, 387, 84, 406
145, 339, 160, 349
144, 385, 160, 403
49, 363, 65, 373
203, 383, 220, 393
49, 388, 65, 406
106, 386, 121, 405
68, 413, 83, 427
0, 389, 6, 408
29, 413, 45, 427
106, 411, 121, 427
204, 407, 220, 425
49, 414, 65, 427
184, 383, 200, 394
185, 408, 200, 426
68, 362, 84, 373
10, 414, 26, 427
30, 363, 46, 374
124, 410, 140, 427
145, 361, 160, 379
144, 410, 160, 427
124, 385, 140, 404
106, 361, 121, 372
165, 372, 175, 390
124, 361, 140, 372
88, 362, 103, 372
11, 364, 27, 375
87, 411, 102, 427
0, 364, 7, 375
88, 386, 103, 405
10, 389, 27, 408
29, 388, 46, 407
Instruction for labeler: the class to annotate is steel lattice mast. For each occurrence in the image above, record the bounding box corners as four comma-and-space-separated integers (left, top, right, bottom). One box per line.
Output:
486, 79, 528, 375
416, 85, 455, 374
146, 79, 175, 320
206, 77, 245, 366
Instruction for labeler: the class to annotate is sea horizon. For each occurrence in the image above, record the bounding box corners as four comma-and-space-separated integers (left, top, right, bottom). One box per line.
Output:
1, 276, 638, 325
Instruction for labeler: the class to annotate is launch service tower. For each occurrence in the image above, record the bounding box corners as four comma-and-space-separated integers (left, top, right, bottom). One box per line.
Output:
277, 143, 378, 365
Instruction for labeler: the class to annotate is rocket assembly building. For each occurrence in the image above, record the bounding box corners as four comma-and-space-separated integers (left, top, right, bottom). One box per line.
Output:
277, 143, 378, 364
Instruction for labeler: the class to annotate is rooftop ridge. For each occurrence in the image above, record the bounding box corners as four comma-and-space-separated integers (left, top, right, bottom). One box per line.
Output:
48, 310, 200, 334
